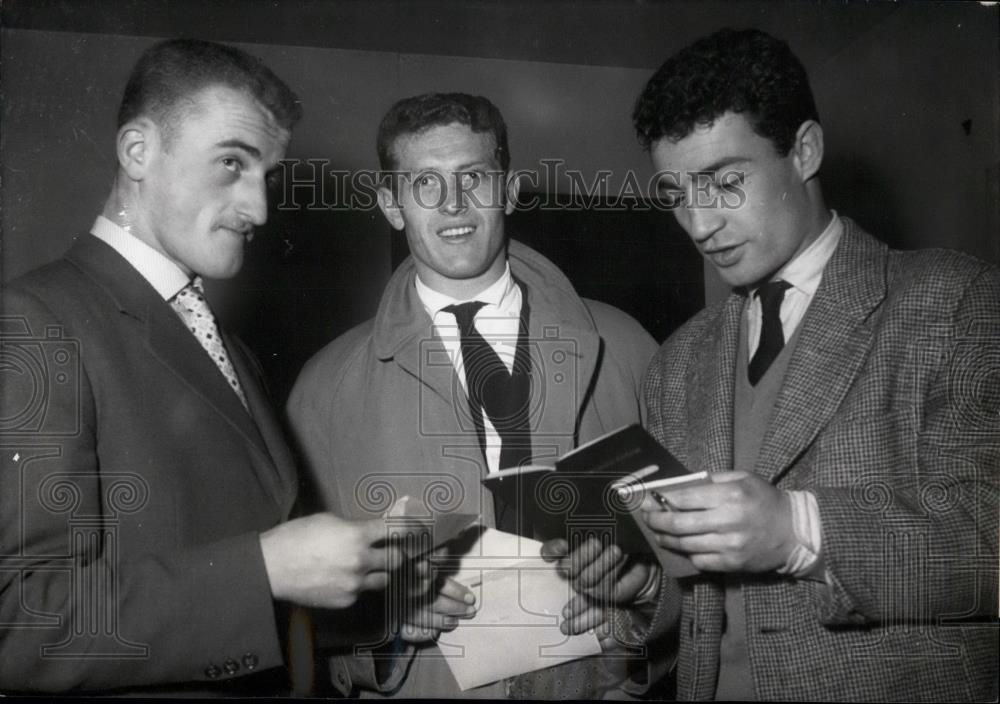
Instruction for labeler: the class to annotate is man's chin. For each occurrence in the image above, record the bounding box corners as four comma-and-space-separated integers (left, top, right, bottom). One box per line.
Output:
435, 255, 494, 280
713, 264, 767, 290
198, 256, 245, 281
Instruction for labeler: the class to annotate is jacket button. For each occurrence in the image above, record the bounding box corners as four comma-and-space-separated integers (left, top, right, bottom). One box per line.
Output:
223, 659, 240, 676
242, 652, 258, 671
337, 672, 347, 685
205, 664, 222, 679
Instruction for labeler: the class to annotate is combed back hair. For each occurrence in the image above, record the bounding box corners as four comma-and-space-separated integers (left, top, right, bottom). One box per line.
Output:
376, 93, 510, 173
632, 28, 819, 155
117, 38, 302, 143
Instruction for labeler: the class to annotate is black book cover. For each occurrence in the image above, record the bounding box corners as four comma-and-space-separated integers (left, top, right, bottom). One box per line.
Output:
481, 424, 699, 571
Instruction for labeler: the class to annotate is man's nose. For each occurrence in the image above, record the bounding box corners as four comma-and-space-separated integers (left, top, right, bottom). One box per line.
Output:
237, 175, 269, 226
685, 203, 725, 243
440, 176, 469, 215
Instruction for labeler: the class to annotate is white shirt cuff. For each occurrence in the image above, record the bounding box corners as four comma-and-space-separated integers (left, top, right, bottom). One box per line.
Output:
776, 490, 823, 578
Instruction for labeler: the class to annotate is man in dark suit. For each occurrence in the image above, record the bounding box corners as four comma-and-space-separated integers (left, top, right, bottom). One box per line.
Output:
554, 28, 998, 700
0, 39, 403, 694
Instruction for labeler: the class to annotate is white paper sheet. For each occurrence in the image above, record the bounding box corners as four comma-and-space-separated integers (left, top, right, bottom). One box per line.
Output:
435, 529, 602, 690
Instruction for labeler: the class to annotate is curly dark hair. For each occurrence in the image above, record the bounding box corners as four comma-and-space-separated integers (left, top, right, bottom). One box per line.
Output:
118, 39, 302, 142
632, 28, 819, 155
377, 93, 510, 172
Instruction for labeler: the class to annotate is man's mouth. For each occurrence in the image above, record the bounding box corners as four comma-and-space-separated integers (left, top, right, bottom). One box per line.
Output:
220, 226, 254, 242
704, 242, 743, 266
438, 225, 476, 238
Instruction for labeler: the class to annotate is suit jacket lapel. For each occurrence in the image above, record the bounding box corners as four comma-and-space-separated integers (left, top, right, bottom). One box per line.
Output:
687, 294, 744, 475
226, 336, 297, 506
67, 236, 273, 464
756, 220, 888, 483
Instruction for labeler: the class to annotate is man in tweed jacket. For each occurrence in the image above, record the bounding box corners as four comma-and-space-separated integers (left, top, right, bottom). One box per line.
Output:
556, 28, 998, 701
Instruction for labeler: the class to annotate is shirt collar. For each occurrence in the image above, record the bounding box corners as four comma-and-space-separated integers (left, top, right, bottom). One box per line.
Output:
765, 210, 843, 297
89, 215, 191, 300
415, 261, 517, 320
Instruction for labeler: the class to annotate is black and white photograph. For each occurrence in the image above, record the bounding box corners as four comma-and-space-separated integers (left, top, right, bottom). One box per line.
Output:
1, 0, 998, 699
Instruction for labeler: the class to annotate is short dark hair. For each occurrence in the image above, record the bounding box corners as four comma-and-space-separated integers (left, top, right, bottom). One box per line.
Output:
376, 93, 510, 172
117, 38, 302, 141
632, 28, 819, 155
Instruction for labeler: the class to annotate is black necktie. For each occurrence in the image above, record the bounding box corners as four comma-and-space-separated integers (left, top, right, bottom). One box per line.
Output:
443, 300, 532, 533
447, 300, 598, 698
748, 280, 792, 386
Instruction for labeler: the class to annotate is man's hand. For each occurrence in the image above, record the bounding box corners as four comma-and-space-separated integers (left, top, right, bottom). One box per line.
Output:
260, 513, 403, 608
541, 537, 656, 639
641, 471, 795, 572
398, 576, 477, 643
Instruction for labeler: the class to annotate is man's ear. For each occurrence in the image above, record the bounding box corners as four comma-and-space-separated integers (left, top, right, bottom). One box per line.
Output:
503, 171, 521, 216
792, 120, 824, 182
377, 185, 405, 231
117, 118, 158, 181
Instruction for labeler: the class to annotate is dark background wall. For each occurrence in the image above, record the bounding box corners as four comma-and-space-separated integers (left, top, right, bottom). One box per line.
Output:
2, 0, 998, 403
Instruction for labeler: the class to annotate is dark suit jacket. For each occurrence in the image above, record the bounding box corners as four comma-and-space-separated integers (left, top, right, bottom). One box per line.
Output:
0, 236, 298, 693
643, 219, 999, 701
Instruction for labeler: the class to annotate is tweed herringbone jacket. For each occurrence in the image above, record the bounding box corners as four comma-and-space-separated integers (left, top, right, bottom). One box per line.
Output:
642, 219, 999, 701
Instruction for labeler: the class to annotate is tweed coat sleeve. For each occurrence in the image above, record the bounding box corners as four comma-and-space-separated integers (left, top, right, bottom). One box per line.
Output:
638, 313, 715, 637
804, 261, 1000, 626
599, 312, 716, 685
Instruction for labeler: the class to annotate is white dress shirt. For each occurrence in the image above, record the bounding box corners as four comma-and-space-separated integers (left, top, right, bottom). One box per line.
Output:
746, 211, 843, 580
90, 215, 190, 300
746, 211, 843, 359
416, 264, 523, 474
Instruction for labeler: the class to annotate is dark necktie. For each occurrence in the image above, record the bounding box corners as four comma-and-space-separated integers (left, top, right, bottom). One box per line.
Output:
443, 300, 531, 533
747, 280, 792, 386
445, 301, 601, 699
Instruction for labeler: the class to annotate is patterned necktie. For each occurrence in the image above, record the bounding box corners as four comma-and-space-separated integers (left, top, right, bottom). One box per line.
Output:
170, 278, 249, 410
748, 279, 792, 386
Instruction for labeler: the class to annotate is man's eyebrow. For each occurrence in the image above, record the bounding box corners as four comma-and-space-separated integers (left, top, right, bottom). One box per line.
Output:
694, 156, 748, 174
654, 172, 685, 190
408, 160, 493, 174
213, 139, 261, 159
654, 157, 748, 190
454, 160, 492, 172
655, 176, 684, 191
